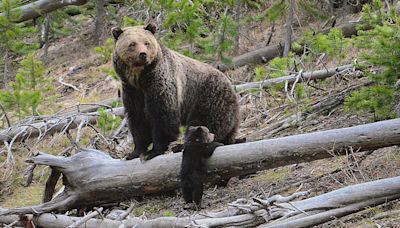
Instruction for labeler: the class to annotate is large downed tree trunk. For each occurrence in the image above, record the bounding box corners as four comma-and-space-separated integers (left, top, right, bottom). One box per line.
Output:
216, 4, 400, 72
0, 0, 89, 23
1, 176, 400, 227
216, 21, 358, 71
258, 176, 400, 227
0, 107, 124, 145
1, 118, 400, 215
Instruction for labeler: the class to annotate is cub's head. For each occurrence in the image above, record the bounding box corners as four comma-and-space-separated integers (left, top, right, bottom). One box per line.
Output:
185, 126, 215, 145
112, 24, 159, 67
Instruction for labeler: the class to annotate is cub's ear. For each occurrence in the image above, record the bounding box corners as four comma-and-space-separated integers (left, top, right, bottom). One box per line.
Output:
144, 23, 158, 34
112, 27, 123, 40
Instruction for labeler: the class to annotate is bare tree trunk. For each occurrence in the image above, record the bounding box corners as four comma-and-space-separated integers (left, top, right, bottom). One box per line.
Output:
1, 118, 400, 215
283, 0, 294, 57
215, 7, 229, 62
3, 50, 8, 89
41, 14, 50, 64
233, 0, 241, 56
93, 0, 106, 45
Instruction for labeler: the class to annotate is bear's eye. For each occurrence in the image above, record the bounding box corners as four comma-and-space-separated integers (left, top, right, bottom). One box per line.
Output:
145, 42, 150, 47
129, 42, 136, 48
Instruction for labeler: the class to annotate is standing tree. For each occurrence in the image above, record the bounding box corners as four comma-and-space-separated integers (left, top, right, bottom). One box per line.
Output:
283, 0, 294, 57
93, 0, 106, 45
0, 0, 22, 87
0, 53, 52, 119
345, 0, 400, 120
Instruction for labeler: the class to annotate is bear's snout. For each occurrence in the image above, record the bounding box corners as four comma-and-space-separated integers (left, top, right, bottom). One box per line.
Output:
139, 52, 147, 61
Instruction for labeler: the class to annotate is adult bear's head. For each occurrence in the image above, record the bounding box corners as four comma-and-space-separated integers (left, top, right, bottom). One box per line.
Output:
112, 24, 159, 67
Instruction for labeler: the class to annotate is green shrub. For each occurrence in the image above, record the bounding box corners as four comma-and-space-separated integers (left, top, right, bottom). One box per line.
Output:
344, 0, 399, 120
0, 53, 52, 119
96, 107, 122, 136
305, 28, 350, 62
94, 38, 115, 64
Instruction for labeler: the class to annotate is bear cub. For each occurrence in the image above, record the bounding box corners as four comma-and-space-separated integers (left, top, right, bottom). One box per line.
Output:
181, 126, 223, 208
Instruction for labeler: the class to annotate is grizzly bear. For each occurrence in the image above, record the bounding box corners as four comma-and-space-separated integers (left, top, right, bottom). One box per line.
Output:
181, 126, 223, 208
112, 24, 239, 161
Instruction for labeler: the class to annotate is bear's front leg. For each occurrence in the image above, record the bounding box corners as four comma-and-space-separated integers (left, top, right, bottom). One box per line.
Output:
142, 93, 180, 161
126, 117, 152, 160
122, 87, 152, 160
140, 117, 180, 161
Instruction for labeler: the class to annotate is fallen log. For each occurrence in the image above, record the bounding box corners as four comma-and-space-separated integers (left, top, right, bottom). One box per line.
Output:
1, 118, 400, 215
258, 175, 400, 228
60, 98, 120, 116
0, 107, 124, 145
216, 21, 358, 71
0, 0, 89, 23
217, 5, 400, 72
1, 176, 399, 227
0, 211, 190, 228
233, 64, 354, 92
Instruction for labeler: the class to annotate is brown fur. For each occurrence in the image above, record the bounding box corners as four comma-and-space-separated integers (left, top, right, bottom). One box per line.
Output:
112, 24, 239, 160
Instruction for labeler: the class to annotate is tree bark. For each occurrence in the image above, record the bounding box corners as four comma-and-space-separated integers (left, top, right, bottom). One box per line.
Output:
233, 0, 241, 56
283, 0, 294, 57
233, 64, 354, 92
258, 176, 400, 228
216, 6, 400, 72
1, 118, 400, 215
41, 14, 50, 64
217, 20, 357, 72
3, 49, 8, 89
0, 0, 89, 23
1, 176, 400, 227
93, 0, 106, 45
0, 107, 124, 145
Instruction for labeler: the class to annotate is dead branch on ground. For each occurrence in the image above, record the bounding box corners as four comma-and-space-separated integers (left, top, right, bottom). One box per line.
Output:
0, 107, 124, 146
217, 5, 400, 71
1, 176, 399, 227
247, 81, 372, 139
233, 64, 354, 93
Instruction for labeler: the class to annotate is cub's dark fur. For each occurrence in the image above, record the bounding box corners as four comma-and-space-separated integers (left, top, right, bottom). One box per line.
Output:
112, 24, 239, 161
181, 126, 223, 207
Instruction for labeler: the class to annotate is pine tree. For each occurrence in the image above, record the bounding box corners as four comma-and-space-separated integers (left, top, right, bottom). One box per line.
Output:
0, 53, 52, 119
345, 1, 399, 120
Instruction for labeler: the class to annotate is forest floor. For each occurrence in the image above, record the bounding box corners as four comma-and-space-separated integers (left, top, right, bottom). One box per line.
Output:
1, 5, 400, 227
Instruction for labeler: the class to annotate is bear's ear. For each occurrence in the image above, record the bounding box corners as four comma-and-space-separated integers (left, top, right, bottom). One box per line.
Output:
112, 27, 123, 40
144, 23, 158, 34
